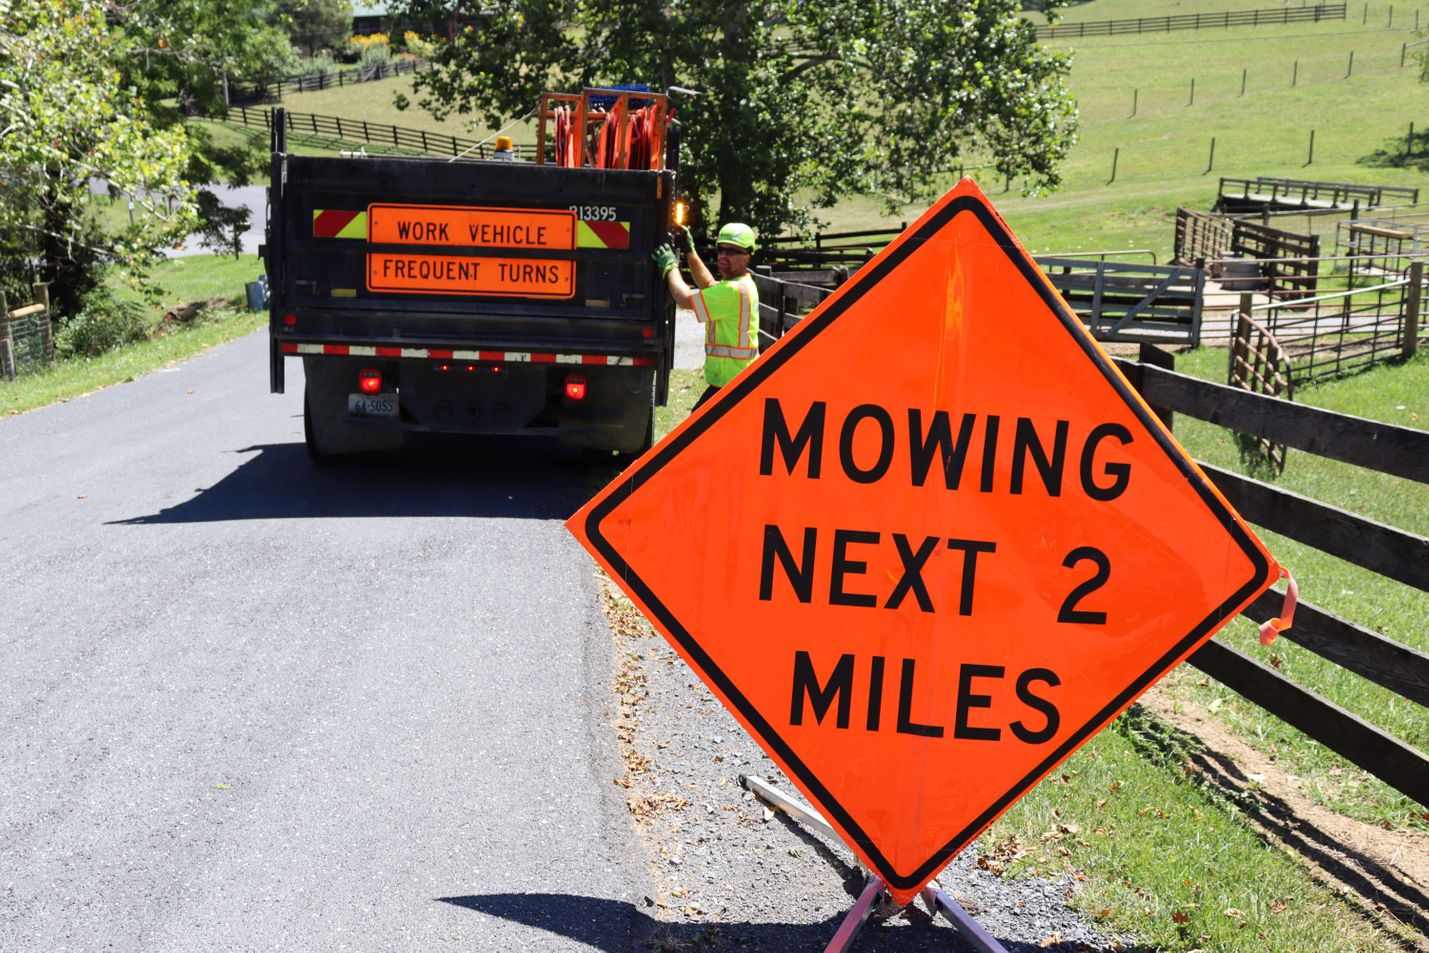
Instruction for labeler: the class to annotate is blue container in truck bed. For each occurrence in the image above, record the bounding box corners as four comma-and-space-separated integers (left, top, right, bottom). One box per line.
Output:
263, 91, 678, 462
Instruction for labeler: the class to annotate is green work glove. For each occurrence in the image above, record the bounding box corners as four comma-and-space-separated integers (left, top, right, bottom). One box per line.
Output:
672, 225, 693, 254
651, 244, 677, 277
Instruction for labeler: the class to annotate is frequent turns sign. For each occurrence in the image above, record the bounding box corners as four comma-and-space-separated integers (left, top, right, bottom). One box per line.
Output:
567, 179, 1281, 906
362, 203, 576, 299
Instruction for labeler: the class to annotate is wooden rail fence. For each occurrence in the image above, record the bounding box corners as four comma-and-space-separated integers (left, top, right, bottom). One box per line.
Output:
225, 106, 538, 160
1218, 176, 1420, 214
229, 57, 429, 104
1117, 345, 1428, 807
1034, 3, 1346, 39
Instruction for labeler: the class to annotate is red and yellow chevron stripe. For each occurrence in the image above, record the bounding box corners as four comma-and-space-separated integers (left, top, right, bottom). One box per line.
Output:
576, 221, 631, 249
314, 211, 631, 248
312, 210, 367, 239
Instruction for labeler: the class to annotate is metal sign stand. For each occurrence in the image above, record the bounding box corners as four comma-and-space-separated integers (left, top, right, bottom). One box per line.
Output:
740, 775, 1010, 953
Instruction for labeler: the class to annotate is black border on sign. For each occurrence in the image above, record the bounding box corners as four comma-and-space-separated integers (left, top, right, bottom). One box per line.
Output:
584, 196, 1271, 891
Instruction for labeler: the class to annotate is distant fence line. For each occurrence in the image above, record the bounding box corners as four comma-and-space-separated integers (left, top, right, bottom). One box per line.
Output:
224, 106, 538, 160
1035, 3, 1346, 39
230, 58, 429, 104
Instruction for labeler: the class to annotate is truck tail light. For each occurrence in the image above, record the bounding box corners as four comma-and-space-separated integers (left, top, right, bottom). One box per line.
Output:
282, 313, 297, 328
358, 368, 382, 394
565, 373, 587, 401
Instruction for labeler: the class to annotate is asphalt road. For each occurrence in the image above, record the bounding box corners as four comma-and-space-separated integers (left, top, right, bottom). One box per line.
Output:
0, 331, 653, 951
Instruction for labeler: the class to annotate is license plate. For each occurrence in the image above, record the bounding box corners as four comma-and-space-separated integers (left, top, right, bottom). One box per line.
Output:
348, 393, 398, 417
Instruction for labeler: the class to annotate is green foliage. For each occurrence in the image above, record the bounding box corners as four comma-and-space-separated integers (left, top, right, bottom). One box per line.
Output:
271, 0, 354, 57
351, 34, 393, 68
294, 50, 339, 76
193, 189, 253, 259
111, 0, 297, 116
55, 291, 150, 358
391, 0, 1078, 237
0, 0, 197, 316
402, 30, 435, 58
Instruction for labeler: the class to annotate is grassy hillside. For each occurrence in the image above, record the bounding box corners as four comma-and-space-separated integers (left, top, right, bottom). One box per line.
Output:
249, 0, 1429, 262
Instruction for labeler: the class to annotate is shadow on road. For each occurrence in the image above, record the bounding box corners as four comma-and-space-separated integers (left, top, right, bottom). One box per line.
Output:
437, 892, 1133, 952
111, 438, 614, 524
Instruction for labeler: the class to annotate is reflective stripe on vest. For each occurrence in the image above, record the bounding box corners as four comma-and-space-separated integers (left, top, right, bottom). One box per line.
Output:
703, 277, 758, 361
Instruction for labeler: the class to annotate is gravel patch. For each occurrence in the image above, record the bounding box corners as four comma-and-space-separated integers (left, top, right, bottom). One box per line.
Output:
601, 580, 1131, 952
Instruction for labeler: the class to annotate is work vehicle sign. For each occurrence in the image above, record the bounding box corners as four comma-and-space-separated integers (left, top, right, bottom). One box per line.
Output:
360, 204, 577, 299
567, 179, 1280, 906
367, 253, 575, 298
367, 204, 575, 250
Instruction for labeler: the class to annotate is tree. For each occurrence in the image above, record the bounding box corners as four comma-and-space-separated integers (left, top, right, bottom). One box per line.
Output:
270, 0, 354, 58
111, 0, 297, 115
0, 0, 196, 316
390, 0, 1078, 238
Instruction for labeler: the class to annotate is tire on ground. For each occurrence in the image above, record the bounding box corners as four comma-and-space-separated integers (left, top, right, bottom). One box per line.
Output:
303, 357, 405, 461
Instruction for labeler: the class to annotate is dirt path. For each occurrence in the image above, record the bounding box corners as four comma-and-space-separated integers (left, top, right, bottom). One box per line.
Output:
1140, 684, 1429, 949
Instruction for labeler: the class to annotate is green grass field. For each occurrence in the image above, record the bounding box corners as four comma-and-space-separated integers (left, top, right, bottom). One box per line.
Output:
258, 0, 1429, 264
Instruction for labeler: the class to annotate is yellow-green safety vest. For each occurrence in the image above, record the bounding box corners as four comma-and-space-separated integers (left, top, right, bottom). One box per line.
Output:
692, 273, 760, 387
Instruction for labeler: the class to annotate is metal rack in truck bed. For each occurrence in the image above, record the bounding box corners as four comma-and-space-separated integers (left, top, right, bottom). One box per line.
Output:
263, 88, 678, 462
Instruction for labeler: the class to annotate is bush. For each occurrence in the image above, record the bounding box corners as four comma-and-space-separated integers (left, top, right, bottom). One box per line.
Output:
56, 293, 150, 358
356, 39, 392, 69
402, 31, 435, 59
294, 51, 337, 77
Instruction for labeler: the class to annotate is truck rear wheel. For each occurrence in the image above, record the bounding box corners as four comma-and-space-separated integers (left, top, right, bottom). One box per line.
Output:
613, 391, 656, 467
303, 359, 404, 462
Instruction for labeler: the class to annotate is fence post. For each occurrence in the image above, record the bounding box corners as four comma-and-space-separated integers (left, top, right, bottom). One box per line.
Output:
1347, 50, 1354, 77
33, 282, 53, 363
1405, 261, 1422, 360
1188, 76, 1195, 106
1292, 59, 1298, 86
1137, 343, 1176, 431
1206, 137, 1216, 174
1130, 87, 1137, 117
1307, 129, 1315, 165
0, 291, 13, 382
1109, 147, 1119, 184
1241, 67, 1247, 95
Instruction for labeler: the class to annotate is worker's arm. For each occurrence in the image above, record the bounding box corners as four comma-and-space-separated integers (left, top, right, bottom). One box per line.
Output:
675, 226, 717, 289
653, 244, 699, 313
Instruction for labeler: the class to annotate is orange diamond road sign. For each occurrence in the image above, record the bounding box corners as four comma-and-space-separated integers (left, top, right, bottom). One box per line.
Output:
567, 179, 1280, 907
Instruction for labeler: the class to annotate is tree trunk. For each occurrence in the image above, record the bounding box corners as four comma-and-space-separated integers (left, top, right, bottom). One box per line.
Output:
41, 172, 94, 319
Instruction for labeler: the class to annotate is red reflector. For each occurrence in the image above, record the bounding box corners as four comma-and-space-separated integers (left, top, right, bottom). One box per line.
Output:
283, 313, 297, 327
465, 364, 477, 372
642, 327, 654, 338
436, 363, 451, 373
565, 373, 587, 401
358, 368, 382, 394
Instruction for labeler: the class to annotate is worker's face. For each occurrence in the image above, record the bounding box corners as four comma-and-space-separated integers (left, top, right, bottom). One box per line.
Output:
716, 245, 750, 278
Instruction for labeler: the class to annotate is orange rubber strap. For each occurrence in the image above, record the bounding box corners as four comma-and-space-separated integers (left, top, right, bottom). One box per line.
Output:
1258, 569, 1297, 645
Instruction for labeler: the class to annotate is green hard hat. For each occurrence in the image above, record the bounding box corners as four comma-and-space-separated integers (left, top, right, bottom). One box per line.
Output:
716, 222, 757, 251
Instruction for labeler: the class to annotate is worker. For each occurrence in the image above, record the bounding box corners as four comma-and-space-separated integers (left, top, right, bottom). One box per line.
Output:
652, 222, 761, 410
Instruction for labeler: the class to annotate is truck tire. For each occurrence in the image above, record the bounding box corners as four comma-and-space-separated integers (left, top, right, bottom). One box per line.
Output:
614, 391, 656, 467
303, 359, 404, 462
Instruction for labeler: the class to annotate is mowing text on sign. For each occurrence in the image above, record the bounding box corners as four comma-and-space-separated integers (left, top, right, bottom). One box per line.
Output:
759, 399, 1136, 746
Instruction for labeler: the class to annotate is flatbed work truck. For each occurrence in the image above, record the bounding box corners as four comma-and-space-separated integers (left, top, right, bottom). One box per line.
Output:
262, 89, 678, 461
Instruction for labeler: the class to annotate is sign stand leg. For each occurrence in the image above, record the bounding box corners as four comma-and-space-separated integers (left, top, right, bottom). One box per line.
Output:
919, 882, 1010, 953
741, 775, 1010, 953
823, 875, 884, 953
